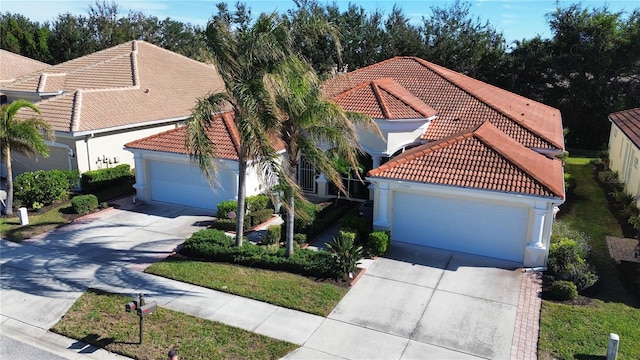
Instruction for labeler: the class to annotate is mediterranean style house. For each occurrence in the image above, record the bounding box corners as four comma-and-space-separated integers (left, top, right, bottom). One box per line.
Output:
608, 107, 640, 206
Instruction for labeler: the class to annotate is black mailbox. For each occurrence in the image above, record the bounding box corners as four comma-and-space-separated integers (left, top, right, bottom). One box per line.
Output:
137, 302, 157, 318
125, 301, 138, 312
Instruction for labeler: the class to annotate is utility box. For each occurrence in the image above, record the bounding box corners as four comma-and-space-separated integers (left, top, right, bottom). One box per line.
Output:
18, 207, 29, 225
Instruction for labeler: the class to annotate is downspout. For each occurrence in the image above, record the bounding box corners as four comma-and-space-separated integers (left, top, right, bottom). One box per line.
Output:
85, 134, 93, 171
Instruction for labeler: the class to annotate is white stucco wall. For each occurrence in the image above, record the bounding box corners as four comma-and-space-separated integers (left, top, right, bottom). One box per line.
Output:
608, 123, 640, 207
75, 123, 179, 174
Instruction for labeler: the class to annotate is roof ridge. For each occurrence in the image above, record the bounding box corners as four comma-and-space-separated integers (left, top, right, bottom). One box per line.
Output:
70, 90, 83, 132
370, 81, 391, 119
36, 72, 67, 92
131, 40, 140, 87
474, 122, 564, 197
332, 78, 378, 101
374, 78, 436, 118
415, 58, 562, 149
219, 111, 241, 157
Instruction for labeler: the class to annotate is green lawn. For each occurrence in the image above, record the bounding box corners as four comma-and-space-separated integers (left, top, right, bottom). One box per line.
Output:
145, 258, 348, 317
538, 157, 640, 359
0, 202, 73, 241
52, 289, 297, 360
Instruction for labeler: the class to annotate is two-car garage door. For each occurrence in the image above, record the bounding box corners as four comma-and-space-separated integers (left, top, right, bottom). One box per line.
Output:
392, 191, 529, 263
149, 160, 233, 211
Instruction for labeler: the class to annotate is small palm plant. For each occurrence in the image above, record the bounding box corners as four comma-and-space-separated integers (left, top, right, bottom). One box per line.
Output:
326, 230, 363, 279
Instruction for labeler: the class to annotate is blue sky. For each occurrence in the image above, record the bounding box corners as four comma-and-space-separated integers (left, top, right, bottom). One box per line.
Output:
0, 0, 636, 43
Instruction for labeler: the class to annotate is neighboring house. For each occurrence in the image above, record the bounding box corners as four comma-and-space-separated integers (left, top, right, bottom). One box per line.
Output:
608, 107, 640, 206
125, 111, 283, 211
123, 56, 565, 267
1, 40, 224, 176
324, 57, 565, 267
0, 50, 49, 177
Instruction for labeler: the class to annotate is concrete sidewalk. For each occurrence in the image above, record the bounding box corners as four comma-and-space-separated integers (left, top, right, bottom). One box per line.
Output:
0, 202, 325, 359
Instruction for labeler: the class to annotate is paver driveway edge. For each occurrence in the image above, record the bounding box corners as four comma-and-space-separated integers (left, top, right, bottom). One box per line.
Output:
510, 270, 543, 360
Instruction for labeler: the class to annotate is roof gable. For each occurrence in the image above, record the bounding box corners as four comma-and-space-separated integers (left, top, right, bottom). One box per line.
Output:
125, 112, 241, 160
332, 78, 437, 120
11, 41, 225, 133
610, 108, 640, 148
324, 57, 564, 150
368, 122, 565, 199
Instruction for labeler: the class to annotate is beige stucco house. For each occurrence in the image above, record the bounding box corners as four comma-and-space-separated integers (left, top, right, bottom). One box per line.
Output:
1, 40, 224, 176
608, 108, 640, 206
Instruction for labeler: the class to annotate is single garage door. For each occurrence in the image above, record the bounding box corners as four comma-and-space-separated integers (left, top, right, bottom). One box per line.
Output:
392, 191, 528, 263
149, 160, 233, 211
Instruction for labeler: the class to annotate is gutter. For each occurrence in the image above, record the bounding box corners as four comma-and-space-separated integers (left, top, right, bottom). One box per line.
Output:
74, 115, 190, 137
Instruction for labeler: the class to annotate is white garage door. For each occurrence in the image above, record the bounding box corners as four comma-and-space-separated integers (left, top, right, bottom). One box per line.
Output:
149, 160, 233, 211
392, 191, 528, 263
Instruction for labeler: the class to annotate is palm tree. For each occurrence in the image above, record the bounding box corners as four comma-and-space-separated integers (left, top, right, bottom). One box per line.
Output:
266, 57, 377, 256
1, 100, 54, 215
186, 14, 291, 246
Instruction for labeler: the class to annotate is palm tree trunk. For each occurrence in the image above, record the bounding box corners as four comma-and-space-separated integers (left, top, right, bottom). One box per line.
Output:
235, 156, 247, 247
4, 145, 13, 215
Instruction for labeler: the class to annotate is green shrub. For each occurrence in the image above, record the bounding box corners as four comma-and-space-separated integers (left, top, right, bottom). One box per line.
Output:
291, 198, 321, 233
548, 238, 598, 291
293, 233, 307, 245
211, 218, 237, 232
81, 164, 132, 192
367, 231, 391, 257
249, 209, 274, 227
549, 280, 578, 301
564, 173, 577, 196
216, 200, 238, 219
340, 214, 370, 243
596, 149, 610, 168
71, 194, 99, 215
326, 230, 363, 279
246, 194, 270, 212
14, 170, 71, 208
598, 170, 622, 190
180, 229, 334, 278
264, 225, 281, 245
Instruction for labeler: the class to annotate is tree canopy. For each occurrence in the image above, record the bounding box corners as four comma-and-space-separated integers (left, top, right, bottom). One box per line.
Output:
2, 1, 639, 149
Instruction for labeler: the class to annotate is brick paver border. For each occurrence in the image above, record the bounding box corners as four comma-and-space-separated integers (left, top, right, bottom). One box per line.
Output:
511, 270, 542, 360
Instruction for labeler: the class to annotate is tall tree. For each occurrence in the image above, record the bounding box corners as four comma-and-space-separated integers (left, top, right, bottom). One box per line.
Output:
422, 0, 506, 81
48, 13, 95, 63
0, 13, 51, 63
382, 5, 424, 59
1, 100, 53, 215
266, 57, 374, 256
187, 11, 290, 247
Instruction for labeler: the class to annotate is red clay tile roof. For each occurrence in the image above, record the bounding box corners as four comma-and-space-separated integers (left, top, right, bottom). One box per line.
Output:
324, 57, 564, 150
610, 108, 640, 148
125, 112, 241, 160
332, 78, 437, 119
124, 111, 286, 160
0, 50, 48, 83
8, 41, 225, 133
368, 122, 565, 199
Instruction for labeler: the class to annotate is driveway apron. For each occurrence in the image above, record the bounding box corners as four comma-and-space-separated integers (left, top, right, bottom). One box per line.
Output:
296, 242, 522, 360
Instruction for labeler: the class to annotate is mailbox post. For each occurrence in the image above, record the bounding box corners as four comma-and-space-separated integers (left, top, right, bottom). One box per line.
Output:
124, 293, 157, 344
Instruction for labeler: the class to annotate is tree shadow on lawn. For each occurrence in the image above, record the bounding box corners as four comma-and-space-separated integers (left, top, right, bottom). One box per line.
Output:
574, 355, 605, 360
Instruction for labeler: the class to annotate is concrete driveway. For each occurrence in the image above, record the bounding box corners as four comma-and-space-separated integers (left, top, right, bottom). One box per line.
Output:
291, 242, 524, 360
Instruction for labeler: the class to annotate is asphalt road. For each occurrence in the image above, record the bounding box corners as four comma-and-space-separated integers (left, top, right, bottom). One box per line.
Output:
1, 334, 68, 360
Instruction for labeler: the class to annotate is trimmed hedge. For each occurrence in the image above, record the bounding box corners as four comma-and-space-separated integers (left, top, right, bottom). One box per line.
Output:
340, 214, 370, 243
564, 173, 577, 197
71, 194, 99, 215
549, 280, 578, 300
81, 164, 132, 192
367, 231, 391, 257
216, 200, 237, 219
14, 169, 78, 208
264, 225, 281, 245
211, 218, 237, 231
249, 208, 274, 227
246, 194, 269, 212
180, 229, 335, 278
